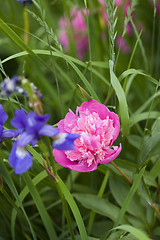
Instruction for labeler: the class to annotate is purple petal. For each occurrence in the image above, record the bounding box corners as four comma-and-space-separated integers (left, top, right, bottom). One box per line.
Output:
16, 132, 34, 147
0, 104, 8, 125
38, 125, 59, 137
11, 109, 27, 131
29, 112, 49, 126
0, 125, 3, 140
52, 133, 80, 150
1, 129, 19, 139
25, 112, 50, 134
9, 142, 32, 174
31, 138, 37, 147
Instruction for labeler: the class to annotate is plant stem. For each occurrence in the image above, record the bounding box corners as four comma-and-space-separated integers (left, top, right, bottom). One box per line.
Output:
151, 203, 160, 216
150, 2, 156, 75
46, 138, 75, 240
111, 161, 133, 184
24, 6, 29, 45
87, 170, 109, 234
112, 162, 160, 216
158, 176, 160, 211
84, 0, 93, 85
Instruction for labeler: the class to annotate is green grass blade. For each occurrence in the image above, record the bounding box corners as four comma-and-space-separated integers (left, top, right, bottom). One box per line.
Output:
66, 60, 100, 102
113, 167, 146, 228
119, 69, 159, 85
74, 194, 126, 223
58, 176, 88, 240
0, 18, 59, 102
0, 161, 37, 240
129, 16, 148, 70
109, 60, 130, 136
123, 30, 142, 91
1, 50, 110, 88
113, 225, 151, 240
134, 91, 160, 114
130, 111, 160, 127
23, 172, 58, 240
11, 170, 48, 239
87, 170, 109, 234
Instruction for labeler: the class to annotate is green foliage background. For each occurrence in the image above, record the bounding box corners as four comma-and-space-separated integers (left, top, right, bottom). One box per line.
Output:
0, 0, 160, 239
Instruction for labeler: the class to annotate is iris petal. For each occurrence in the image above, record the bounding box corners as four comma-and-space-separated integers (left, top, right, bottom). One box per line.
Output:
9, 142, 32, 174
39, 125, 59, 137
16, 132, 34, 147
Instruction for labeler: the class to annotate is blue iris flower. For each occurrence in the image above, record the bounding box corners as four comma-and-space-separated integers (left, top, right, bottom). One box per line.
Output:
11, 109, 60, 146
9, 109, 59, 174
9, 109, 80, 174
0, 104, 18, 142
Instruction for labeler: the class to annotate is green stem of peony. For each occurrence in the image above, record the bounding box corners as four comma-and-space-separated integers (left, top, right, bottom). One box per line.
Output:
112, 162, 160, 216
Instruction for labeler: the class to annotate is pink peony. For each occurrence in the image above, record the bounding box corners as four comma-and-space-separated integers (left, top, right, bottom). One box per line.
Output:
58, 6, 88, 59
53, 100, 122, 172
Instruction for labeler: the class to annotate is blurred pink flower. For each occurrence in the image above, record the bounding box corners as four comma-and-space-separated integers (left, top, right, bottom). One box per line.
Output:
98, 0, 122, 27
58, 6, 88, 59
124, 0, 134, 35
98, 0, 122, 7
150, 0, 160, 15
116, 35, 131, 53
53, 100, 122, 172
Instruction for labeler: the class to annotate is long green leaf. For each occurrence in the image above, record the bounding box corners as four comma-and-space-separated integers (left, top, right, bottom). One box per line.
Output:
0, 161, 37, 240
113, 167, 146, 228
23, 172, 58, 240
130, 111, 160, 127
74, 194, 127, 223
119, 69, 159, 85
58, 176, 88, 240
1, 50, 110, 88
11, 170, 48, 240
109, 60, 130, 136
113, 225, 151, 240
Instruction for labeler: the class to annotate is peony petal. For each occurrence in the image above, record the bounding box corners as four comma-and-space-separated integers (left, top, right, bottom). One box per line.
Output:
78, 99, 111, 120
53, 149, 98, 172
99, 144, 122, 164
61, 110, 78, 132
